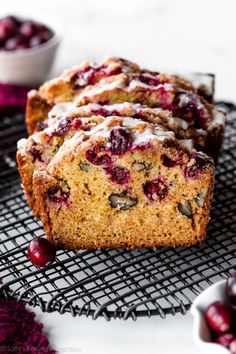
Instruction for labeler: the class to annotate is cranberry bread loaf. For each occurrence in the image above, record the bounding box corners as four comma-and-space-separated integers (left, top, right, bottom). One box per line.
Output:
33, 116, 214, 249
17, 101, 219, 217
26, 56, 216, 134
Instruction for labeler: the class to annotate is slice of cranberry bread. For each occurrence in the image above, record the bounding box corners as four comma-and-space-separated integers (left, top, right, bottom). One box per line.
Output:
33, 116, 214, 249
46, 101, 225, 160
26, 55, 212, 134
74, 73, 225, 161
17, 115, 105, 216
43, 102, 205, 149
26, 56, 141, 134
76, 73, 212, 123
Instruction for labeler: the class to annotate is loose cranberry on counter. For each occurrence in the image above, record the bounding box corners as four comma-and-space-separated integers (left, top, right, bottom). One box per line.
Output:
227, 273, 236, 307
205, 302, 233, 334
28, 237, 56, 267
215, 333, 234, 348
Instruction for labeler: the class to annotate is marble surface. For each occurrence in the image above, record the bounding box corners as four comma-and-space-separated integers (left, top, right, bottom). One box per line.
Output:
1, 0, 235, 353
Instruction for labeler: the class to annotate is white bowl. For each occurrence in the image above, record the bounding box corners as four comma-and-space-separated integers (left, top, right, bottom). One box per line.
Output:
0, 14, 63, 86
191, 279, 231, 354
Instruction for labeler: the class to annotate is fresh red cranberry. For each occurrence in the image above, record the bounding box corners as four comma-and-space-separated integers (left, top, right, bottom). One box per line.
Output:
86, 147, 112, 166
184, 153, 210, 179
143, 177, 168, 202
29, 33, 47, 47
226, 272, 236, 307
47, 184, 70, 205
106, 167, 130, 185
0, 21, 13, 42
215, 333, 234, 348
2, 15, 20, 29
4, 35, 24, 50
109, 128, 131, 156
205, 302, 233, 334
162, 151, 184, 168
0, 16, 54, 51
230, 339, 236, 354
29, 146, 43, 162
38, 28, 54, 42
37, 23, 51, 32
28, 237, 56, 267
19, 21, 37, 38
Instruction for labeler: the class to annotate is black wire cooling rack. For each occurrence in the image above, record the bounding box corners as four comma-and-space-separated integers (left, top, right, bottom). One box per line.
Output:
0, 103, 236, 321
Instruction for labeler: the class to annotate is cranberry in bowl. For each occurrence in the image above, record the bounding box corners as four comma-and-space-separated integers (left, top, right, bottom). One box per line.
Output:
0, 14, 63, 85
191, 276, 236, 354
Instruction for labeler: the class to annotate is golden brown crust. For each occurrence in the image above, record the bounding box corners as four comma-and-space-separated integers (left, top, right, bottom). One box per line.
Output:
16, 149, 37, 214
26, 90, 52, 135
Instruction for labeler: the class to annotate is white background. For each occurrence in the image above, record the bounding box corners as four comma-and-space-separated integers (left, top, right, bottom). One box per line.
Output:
1, 0, 236, 353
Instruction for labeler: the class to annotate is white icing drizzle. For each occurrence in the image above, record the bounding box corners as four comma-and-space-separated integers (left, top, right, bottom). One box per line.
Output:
180, 73, 214, 96
196, 129, 207, 136
75, 78, 126, 100
211, 108, 226, 126
48, 101, 165, 124
17, 138, 28, 151
179, 139, 193, 149
60, 116, 175, 152
49, 102, 75, 118
128, 79, 173, 92
168, 117, 189, 130
177, 93, 192, 107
